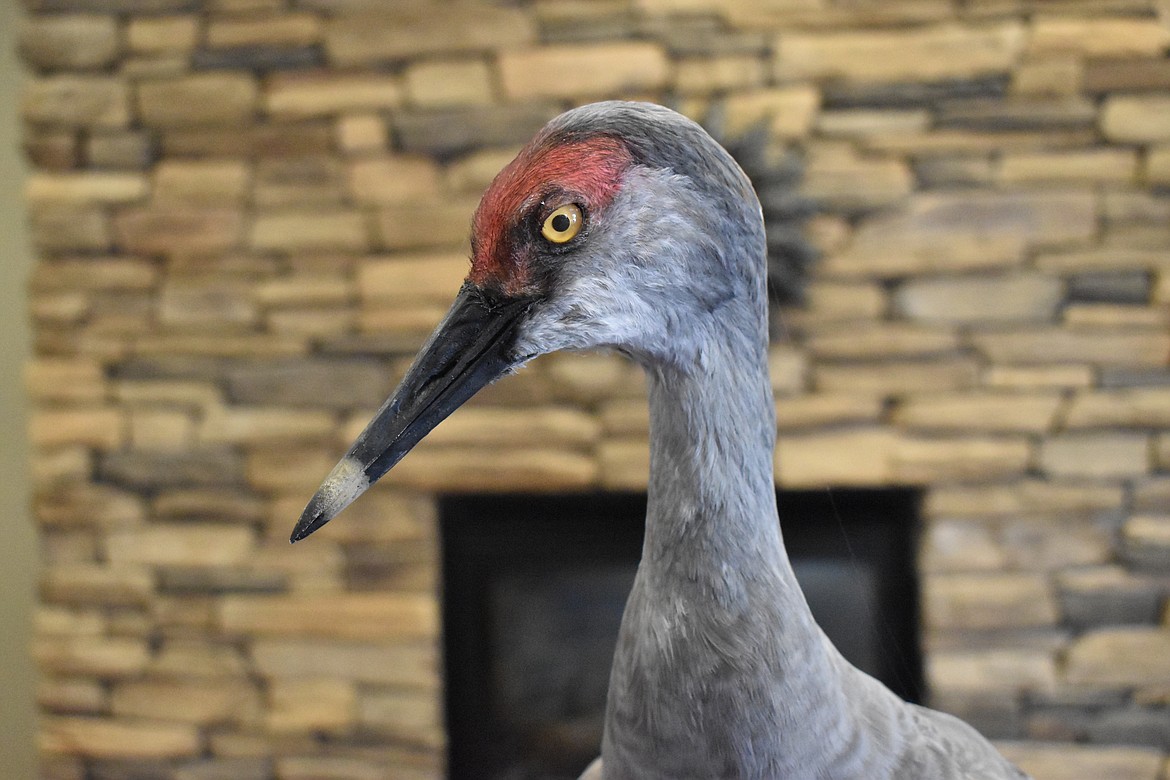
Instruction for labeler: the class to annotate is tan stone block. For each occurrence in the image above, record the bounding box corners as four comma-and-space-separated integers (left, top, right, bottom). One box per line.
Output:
587, 438, 643, 490
405, 59, 494, 107
444, 147, 523, 195
159, 275, 258, 328
803, 151, 913, 211
112, 680, 262, 726
384, 448, 598, 492
776, 428, 899, 487
375, 199, 478, 250
406, 407, 599, 450
1040, 432, 1150, 479
1123, 514, 1170, 571
252, 639, 439, 688
112, 206, 243, 256
138, 74, 258, 128
927, 480, 1123, 519
41, 565, 153, 607
19, 14, 119, 70
801, 281, 886, 321
999, 149, 1137, 184
116, 380, 220, 408
325, 5, 534, 65
348, 156, 440, 205
127, 16, 199, 53
921, 517, 1008, 572
983, 364, 1094, 389
722, 85, 820, 140
1102, 95, 1170, 143
895, 272, 1063, 324
30, 291, 88, 324
1148, 145, 1170, 185
24, 359, 105, 403
1035, 247, 1170, 273
268, 678, 355, 734
1066, 388, 1170, 429
928, 648, 1057, 694
29, 207, 111, 252
925, 573, 1057, 631
1012, 55, 1081, 96
23, 76, 130, 128
359, 687, 441, 745
38, 677, 106, 715
148, 640, 248, 680
200, 407, 335, 445
29, 408, 123, 449
894, 392, 1062, 434
220, 593, 438, 641
774, 395, 883, 430
1063, 305, 1168, 329
499, 43, 669, 100
254, 276, 351, 308
999, 743, 1163, 780
35, 606, 104, 638
253, 155, 343, 207
250, 210, 368, 252
128, 409, 196, 452
1030, 16, 1170, 57
105, 524, 255, 567
814, 359, 980, 396
827, 190, 1093, 279
34, 636, 149, 678
775, 23, 1024, 83
41, 717, 199, 759
599, 400, 649, 437
973, 327, 1170, 367
336, 113, 387, 153
35, 483, 146, 529
816, 109, 930, 138
26, 172, 147, 205
246, 446, 336, 492
266, 308, 354, 338
153, 160, 250, 204
895, 435, 1032, 483
808, 323, 958, 360
207, 13, 321, 48
359, 253, 468, 304
265, 73, 403, 117
1065, 627, 1170, 688
675, 55, 766, 95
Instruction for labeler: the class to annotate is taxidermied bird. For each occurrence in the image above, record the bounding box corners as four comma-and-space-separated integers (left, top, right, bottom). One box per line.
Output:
292, 101, 1029, 780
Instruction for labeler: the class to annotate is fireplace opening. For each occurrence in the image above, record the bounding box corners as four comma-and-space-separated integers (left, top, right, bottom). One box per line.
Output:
440, 488, 923, 780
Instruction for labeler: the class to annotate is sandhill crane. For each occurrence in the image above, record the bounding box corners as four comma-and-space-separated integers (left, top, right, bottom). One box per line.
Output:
292, 101, 1029, 780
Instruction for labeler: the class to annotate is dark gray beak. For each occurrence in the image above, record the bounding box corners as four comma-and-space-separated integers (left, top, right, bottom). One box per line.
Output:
290, 283, 538, 542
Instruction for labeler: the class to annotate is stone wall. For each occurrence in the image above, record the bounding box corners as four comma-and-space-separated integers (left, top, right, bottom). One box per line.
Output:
17, 1, 1170, 778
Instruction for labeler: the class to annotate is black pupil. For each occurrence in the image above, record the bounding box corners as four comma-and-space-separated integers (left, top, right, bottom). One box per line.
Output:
551, 213, 571, 233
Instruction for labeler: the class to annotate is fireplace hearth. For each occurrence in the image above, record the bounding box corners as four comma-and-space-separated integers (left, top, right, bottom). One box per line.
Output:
441, 489, 922, 780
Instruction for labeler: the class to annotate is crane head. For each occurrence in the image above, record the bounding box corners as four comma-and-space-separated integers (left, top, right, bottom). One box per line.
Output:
291, 101, 766, 542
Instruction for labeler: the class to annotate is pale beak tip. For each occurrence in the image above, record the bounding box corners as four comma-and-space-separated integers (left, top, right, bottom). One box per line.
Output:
290, 456, 370, 543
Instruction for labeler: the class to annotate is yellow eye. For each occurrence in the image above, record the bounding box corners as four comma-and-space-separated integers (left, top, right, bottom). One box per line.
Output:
541, 204, 583, 244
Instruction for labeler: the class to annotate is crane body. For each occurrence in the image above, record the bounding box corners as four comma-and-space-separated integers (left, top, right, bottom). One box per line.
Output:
292, 102, 1030, 780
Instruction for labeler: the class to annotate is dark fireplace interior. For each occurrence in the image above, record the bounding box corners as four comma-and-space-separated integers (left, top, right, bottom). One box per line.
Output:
440, 489, 923, 780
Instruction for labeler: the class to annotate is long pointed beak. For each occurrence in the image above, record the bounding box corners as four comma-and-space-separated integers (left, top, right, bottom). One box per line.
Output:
290, 283, 539, 542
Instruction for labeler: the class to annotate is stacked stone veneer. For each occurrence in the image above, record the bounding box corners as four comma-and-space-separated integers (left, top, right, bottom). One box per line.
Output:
17, 1, 1170, 778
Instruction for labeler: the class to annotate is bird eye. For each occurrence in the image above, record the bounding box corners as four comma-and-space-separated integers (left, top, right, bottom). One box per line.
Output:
540, 204, 583, 244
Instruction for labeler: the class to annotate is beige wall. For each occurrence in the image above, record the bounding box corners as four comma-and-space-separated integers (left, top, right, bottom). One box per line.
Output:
0, 0, 38, 776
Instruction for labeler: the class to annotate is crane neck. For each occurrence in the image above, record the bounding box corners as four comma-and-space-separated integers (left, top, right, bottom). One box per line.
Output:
640, 320, 796, 597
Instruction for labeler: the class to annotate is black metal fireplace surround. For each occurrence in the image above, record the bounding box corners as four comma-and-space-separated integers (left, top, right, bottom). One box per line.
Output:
440, 489, 923, 780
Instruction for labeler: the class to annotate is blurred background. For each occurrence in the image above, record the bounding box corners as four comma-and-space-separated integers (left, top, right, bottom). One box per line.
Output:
9, 0, 1170, 778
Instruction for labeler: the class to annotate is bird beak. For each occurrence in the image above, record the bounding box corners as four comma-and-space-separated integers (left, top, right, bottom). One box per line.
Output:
290, 283, 539, 542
